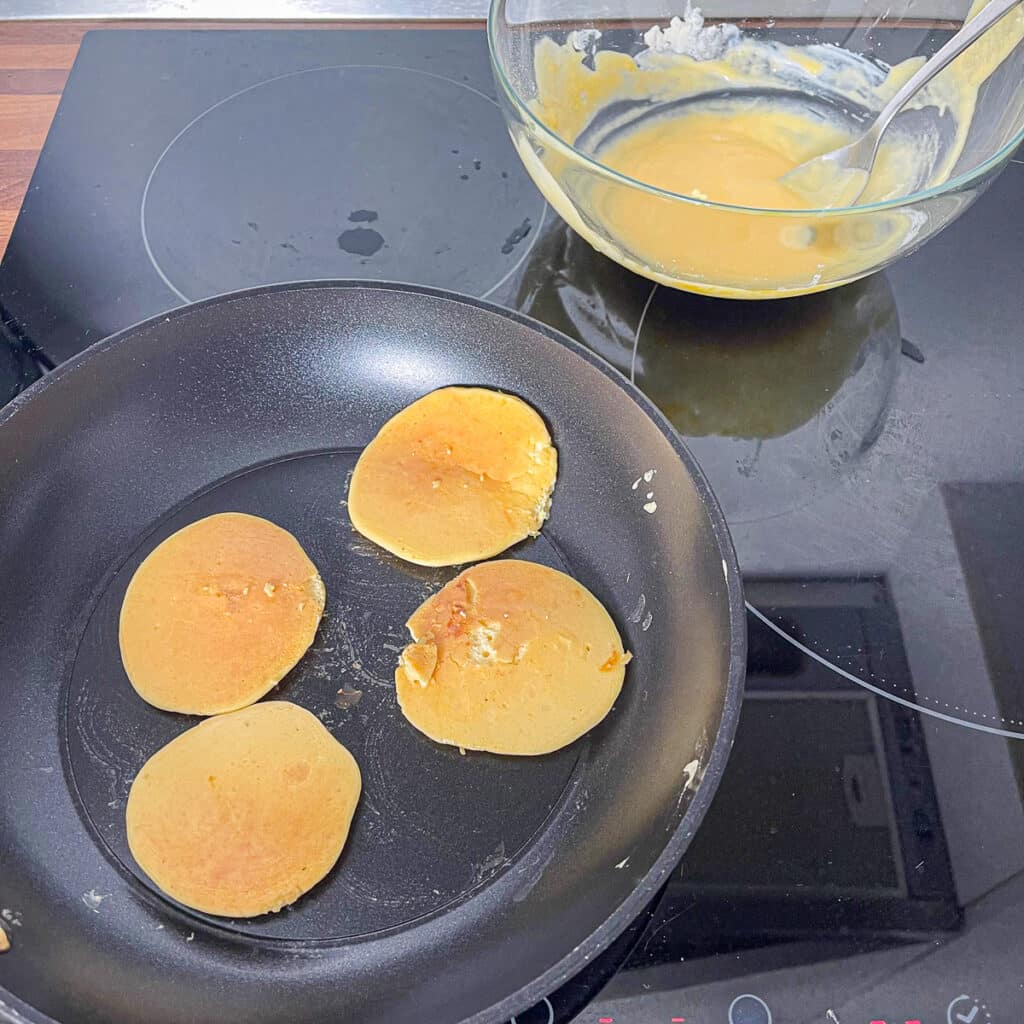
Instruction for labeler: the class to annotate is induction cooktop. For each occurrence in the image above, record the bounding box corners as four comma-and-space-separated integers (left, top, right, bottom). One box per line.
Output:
1, 27, 1022, 1024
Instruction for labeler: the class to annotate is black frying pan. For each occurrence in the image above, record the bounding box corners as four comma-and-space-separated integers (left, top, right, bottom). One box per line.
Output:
0, 282, 745, 1024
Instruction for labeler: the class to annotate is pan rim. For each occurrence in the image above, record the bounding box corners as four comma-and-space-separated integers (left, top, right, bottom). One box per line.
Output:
0, 278, 746, 1024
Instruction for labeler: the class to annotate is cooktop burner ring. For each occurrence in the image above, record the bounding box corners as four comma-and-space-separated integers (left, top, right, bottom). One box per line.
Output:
749, 603, 1024, 739
629, 278, 903, 525
140, 63, 548, 305
625, 281, 1023, 739
509, 996, 555, 1024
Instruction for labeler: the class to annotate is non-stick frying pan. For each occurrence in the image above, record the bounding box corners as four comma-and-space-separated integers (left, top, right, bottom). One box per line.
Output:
0, 282, 745, 1024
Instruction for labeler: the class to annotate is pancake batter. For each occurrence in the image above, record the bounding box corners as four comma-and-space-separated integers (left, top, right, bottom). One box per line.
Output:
516, 0, 1023, 297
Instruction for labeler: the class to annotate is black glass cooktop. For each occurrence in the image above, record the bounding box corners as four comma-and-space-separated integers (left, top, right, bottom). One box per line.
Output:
2, 27, 1023, 1024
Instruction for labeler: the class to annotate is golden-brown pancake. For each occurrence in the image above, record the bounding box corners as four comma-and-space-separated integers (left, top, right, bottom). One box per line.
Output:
126, 701, 361, 917
395, 559, 630, 755
348, 387, 557, 566
119, 512, 325, 715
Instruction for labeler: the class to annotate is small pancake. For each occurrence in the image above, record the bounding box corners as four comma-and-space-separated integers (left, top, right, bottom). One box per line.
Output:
126, 701, 361, 918
348, 387, 557, 566
396, 560, 630, 755
119, 512, 325, 715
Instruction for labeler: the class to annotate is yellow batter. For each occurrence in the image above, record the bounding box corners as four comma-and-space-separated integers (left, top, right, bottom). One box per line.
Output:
592, 103, 864, 293
395, 559, 630, 755
348, 387, 557, 567
515, 0, 1023, 297
126, 701, 361, 918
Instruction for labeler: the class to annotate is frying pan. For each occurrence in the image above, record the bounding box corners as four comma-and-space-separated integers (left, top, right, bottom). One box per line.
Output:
0, 281, 745, 1024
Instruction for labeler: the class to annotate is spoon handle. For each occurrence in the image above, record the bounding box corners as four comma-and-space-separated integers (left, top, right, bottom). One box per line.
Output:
870, 0, 1022, 143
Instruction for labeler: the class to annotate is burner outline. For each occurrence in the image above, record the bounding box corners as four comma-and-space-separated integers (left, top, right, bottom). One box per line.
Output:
633, 285, 1023, 739
140, 64, 547, 305
748, 602, 1024, 739
510, 996, 555, 1024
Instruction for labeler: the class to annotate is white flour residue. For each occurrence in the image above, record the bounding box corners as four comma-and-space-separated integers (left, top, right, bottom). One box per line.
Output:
641, 611, 654, 632
468, 842, 511, 887
627, 593, 647, 624
643, 3, 740, 61
569, 27, 602, 52
633, 470, 658, 514
615, 856, 631, 869
681, 757, 705, 793
82, 889, 110, 913
632, 468, 657, 491
1, 909, 22, 928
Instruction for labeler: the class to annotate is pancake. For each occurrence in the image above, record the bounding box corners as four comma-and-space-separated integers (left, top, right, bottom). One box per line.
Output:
119, 512, 325, 715
395, 559, 630, 755
126, 701, 361, 918
348, 387, 557, 566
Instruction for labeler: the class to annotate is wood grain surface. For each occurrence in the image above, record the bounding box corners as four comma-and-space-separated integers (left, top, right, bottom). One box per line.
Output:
0, 19, 480, 259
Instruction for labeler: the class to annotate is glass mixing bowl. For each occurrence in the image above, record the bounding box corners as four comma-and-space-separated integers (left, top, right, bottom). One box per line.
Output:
488, 0, 1024, 298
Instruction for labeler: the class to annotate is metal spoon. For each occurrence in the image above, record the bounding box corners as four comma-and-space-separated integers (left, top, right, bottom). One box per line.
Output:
784, 0, 1022, 207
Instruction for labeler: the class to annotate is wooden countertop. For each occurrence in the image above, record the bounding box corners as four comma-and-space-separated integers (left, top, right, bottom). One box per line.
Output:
0, 19, 477, 259
0, 22, 75, 258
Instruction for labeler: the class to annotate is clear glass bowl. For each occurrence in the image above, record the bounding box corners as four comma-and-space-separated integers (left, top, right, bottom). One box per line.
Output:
488, 0, 1024, 298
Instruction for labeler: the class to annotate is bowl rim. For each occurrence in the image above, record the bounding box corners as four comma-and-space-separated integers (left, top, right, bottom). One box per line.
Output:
486, 6, 1024, 217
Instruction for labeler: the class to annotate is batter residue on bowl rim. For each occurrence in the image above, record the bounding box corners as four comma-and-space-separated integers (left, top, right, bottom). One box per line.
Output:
515, 0, 1023, 297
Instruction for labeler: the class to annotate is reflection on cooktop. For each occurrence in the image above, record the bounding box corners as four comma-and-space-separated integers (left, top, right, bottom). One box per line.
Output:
637, 578, 958, 967
0, 30, 549, 364
141, 65, 545, 303
945, 483, 1024, 762
516, 219, 902, 523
